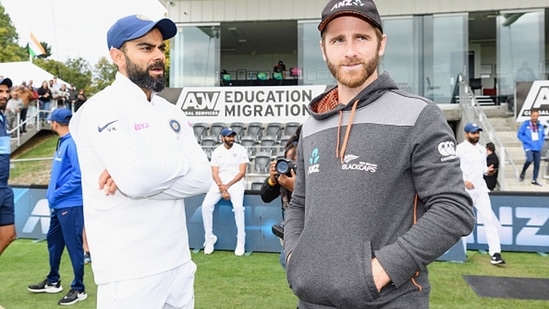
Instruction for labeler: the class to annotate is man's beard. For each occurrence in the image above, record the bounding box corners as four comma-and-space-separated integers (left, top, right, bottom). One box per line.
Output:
326, 51, 379, 89
223, 138, 234, 148
467, 136, 479, 144
125, 55, 166, 92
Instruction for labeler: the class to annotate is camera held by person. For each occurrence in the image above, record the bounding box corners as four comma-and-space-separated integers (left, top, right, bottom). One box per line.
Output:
275, 158, 296, 177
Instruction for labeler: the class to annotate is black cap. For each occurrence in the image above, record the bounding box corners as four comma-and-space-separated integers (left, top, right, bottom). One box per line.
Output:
0, 77, 13, 88
318, 0, 383, 33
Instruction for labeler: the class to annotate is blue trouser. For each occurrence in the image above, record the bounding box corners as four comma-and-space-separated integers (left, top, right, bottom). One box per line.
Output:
39, 101, 50, 121
46, 206, 85, 292
521, 150, 541, 181
0, 186, 14, 226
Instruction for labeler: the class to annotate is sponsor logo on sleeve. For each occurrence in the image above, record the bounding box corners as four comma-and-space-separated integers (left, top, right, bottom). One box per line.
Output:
438, 141, 458, 161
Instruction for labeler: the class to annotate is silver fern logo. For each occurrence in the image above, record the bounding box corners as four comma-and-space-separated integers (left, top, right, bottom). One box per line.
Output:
341, 154, 377, 173
343, 154, 359, 163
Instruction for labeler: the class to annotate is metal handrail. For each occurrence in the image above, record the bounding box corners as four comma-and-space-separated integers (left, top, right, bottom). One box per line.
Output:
457, 73, 519, 191
8, 108, 49, 147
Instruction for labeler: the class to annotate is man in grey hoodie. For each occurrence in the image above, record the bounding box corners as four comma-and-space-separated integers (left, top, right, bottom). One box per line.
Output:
283, 0, 475, 308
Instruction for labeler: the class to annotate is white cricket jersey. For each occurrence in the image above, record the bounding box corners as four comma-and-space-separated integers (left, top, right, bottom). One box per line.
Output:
456, 140, 489, 193
210, 143, 249, 184
69, 73, 211, 284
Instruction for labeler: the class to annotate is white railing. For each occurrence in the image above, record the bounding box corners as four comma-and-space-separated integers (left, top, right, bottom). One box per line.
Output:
9, 157, 53, 186
9, 107, 52, 148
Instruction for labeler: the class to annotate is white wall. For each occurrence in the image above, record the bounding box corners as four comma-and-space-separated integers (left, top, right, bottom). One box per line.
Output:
164, 0, 549, 23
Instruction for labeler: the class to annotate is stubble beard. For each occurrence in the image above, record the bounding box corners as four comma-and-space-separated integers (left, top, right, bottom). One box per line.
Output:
125, 55, 166, 92
467, 136, 479, 145
0, 98, 7, 111
326, 52, 379, 89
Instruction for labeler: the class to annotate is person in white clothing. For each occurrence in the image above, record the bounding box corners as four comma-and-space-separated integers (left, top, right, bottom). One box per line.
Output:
69, 14, 211, 308
456, 123, 506, 265
202, 128, 249, 256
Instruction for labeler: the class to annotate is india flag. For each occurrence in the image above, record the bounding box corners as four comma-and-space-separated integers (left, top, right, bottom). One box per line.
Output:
28, 32, 46, 57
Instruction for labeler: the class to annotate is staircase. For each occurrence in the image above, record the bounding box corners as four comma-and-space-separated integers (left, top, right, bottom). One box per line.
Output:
455, 73, 549, 192
487, 114, 549, 192
9, 110, 51, 154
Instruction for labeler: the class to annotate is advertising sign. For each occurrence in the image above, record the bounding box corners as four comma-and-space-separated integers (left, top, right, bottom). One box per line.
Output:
174, 85, 329, 123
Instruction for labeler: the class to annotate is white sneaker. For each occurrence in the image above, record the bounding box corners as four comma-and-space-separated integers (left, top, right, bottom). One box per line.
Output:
204, 236, 217, 255
235, 241, 245, 256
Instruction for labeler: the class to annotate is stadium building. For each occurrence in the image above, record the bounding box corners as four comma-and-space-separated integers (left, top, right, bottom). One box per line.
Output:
156, 0, 549, 192
161, 0, 547, 105
9, 1, 549, 258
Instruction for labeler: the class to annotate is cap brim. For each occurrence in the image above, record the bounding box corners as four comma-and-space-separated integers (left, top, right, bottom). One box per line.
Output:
127, 18, 177, 44
154, 18, 178, 41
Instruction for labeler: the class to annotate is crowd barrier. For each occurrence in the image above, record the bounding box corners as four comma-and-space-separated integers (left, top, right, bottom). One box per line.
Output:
12, 186, 549, 262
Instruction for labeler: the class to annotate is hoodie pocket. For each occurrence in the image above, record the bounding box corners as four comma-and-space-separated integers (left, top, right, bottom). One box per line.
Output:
287, 238, 381, 307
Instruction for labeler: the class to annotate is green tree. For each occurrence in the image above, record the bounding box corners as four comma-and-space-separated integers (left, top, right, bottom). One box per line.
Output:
0, 4, 28, 62
36, 41, 53, 59
89, 56, 117, 95
34, 57, 92, 92
164, 39, 171, 86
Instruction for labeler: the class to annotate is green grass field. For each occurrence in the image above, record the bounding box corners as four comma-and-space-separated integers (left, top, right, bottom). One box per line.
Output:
9, 131, 57, 186
0, 240, 548, 308
4, 133, 549, 308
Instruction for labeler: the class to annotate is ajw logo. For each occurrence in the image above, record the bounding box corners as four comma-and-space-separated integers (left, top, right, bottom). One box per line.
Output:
182, 92, 221, 110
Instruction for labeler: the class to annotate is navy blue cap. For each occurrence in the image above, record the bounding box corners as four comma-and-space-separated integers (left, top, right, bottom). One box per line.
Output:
47, 108, 72, 124
0, 77, 13, 88
107, 14, 177, 50
464, 122, 483, 133
220, 128, 236, 137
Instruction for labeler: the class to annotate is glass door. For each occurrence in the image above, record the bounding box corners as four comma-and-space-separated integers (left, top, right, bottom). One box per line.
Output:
423, 13, 468, 103
497, 10, 545, 101
170, 23, 220, 87
380, 14, 467, 103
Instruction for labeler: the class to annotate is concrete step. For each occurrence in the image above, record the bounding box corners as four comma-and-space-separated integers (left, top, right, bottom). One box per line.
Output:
505, 148, 525, 161
503, 170, 549, 191
489, 118, 516, 131
495, 131, 521, 147
482, 113, 549, 192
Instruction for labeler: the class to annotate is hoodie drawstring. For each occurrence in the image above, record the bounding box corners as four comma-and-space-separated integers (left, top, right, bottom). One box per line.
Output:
336, 99, 360, 163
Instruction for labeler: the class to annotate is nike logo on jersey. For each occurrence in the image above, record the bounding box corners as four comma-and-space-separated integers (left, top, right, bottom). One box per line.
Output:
98, 120, 119, 133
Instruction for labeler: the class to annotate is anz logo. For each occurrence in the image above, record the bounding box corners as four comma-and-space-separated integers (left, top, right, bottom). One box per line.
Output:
468, 206, 549, 249
180, 91, 221, 117
330, 0, 365, 11
307, 148, 320, 175
22, 199, 50, 235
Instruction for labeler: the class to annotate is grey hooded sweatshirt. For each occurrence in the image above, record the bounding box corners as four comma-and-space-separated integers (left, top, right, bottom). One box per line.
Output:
284, 72, 475, 308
